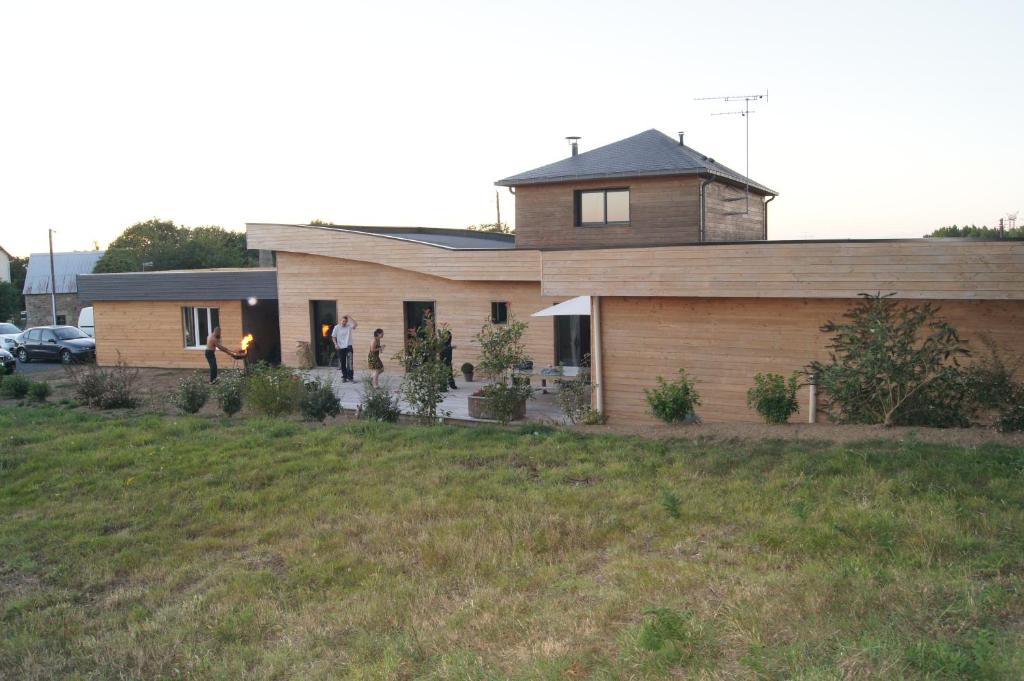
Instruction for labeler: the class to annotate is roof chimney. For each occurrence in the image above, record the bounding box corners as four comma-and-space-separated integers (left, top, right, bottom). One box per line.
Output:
566, 136, 580, 156
678, 131, 685, 146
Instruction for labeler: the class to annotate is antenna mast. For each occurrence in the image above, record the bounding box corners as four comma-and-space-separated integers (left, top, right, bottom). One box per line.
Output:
695, 91, 767, 214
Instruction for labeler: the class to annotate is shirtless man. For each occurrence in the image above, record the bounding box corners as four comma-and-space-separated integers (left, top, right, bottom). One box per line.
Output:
206, 326, 240, 384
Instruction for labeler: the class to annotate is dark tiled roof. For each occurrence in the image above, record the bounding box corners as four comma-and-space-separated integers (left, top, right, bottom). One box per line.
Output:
495, 129, 776, 195
78, 269, 278, 301
310, 225, 515, 250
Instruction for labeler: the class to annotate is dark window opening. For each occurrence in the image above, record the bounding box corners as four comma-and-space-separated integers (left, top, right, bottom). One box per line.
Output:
575, 188, 629, 226
554, 315, 591, 367
55, 315, 66, 325
310, 300, 337, 367
491, 301, 509, 324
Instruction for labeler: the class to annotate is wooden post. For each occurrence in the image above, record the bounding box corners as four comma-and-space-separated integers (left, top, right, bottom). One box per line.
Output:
496, 190, 501, 231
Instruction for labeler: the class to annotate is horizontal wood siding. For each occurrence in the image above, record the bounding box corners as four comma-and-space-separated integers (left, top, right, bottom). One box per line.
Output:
247, 223, 540, 282
514, 176, 702, 249
704, 182, 766, 241
599, 296, 1024, 424
275, 252, 558, 371
94, 300, 243, 368
544, 240, 1024, 300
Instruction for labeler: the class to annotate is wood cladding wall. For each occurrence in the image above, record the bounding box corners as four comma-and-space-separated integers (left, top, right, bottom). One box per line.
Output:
597, 296, 1024, 424
275, 252, 559, 371
513, 176, 703, 249
704, 182, 766, 241
247, 223, 540, 282
544, 240, 1024, 300
94, 299, 243, 368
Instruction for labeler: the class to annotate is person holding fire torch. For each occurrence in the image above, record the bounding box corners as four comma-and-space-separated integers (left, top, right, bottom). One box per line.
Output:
205, 326, 243, 384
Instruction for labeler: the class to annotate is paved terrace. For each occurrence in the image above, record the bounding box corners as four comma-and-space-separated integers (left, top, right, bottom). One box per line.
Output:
303, 368, 567, 424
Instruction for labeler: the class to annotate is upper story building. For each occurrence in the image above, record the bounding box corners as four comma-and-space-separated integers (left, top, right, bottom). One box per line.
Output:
496, 129, 776, 249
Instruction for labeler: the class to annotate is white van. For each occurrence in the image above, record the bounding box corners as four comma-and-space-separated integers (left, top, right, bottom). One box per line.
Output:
78, 307, 95, 338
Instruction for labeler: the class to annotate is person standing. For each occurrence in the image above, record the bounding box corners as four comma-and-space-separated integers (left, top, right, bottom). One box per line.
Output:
440, 328, 457, 390
332, 314, 358, 382
367, 328, 385, 387
205, 326, 240, 384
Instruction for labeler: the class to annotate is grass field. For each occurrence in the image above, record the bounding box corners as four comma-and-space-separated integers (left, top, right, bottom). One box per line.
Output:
1, 405, 1023, 679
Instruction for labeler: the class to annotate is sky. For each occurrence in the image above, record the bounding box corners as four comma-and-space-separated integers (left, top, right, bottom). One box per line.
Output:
1, 0, 1021, 256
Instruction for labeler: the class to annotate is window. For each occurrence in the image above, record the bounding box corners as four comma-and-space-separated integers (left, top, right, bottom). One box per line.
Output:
182, 306, 220, 349
575, 188, 629, 225
491, 301, 509, 324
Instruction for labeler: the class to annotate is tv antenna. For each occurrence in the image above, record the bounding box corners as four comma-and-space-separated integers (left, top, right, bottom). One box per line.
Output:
695, 91, 767, 214
1007, 211, 1018, 232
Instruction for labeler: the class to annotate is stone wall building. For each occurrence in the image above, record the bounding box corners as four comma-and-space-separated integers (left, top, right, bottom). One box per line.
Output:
22, 251, 104, 327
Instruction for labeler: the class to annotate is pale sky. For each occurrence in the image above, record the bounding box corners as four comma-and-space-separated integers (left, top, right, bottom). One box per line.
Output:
1, 0, 1021, 256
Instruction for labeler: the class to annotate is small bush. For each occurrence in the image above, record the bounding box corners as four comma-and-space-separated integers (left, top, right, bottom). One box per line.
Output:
301, 377, 341, 422
0, 374, 31, 399
359, 378, 400, 422
172, 373, 209, 414
246, 363, 304, 416
746, 372, 800, 424
998, 386, 1024, 433
213, 369, 245, 417
555, 373, 592, 424
27, 381, 52, 403
65, 357, 140, 409
634, 608, 719, 671
581, 408, 607, 425
644, 369, 701, 424
660, 491, 682, 520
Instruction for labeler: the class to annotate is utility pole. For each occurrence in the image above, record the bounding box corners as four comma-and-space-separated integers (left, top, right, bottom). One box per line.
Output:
496, 190, 502, 232
48, 229, 58, 325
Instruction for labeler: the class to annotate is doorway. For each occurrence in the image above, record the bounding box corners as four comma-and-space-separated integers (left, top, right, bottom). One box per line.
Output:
403, 300, 436, 335
242, 299, 281, 365
310, 300, 337, 367
554, 315, 591, 367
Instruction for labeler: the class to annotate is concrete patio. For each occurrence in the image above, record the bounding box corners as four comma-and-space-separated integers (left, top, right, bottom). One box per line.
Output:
303, 367, 568, 424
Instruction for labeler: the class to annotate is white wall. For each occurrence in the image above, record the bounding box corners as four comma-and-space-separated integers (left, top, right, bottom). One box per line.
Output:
0, 251, 11, 283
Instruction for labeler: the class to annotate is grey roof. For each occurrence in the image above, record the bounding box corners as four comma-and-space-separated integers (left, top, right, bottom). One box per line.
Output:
495, 129, 777, 195
77, 268, 278, 302
23, 251, 105, 295
293, 224, 515, 250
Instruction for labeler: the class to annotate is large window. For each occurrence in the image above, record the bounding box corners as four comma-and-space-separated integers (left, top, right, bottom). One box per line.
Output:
576, 188, 629, 225
182, 306, 220, 349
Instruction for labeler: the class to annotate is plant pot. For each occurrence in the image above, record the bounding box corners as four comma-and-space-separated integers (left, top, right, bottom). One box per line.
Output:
462, 372, 474, 382
467, 394, 527, 421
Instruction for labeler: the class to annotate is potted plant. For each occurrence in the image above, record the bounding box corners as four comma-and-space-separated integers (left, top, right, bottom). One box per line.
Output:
461, 362, 474, 382
470, 315, 534, 423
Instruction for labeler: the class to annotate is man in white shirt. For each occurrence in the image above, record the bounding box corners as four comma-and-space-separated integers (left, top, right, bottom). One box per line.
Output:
331, 314, 358, 382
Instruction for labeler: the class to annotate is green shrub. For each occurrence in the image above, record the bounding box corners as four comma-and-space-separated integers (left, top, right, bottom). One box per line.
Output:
555, 373, 593, 424
660, 491, 682, 520
475, 315, 533, 424
581, 408, 606, 425
245, 363, 304, 417
359, 378, 400, 422
172, 373, 209, 414
998, 386, 1024, 433
644, 369, 701, 424
213, 369, 245, 417
301, 377, 341, 422
634, 608, 719, 671
65, 358, 140, 409
0, 374, 31, 399
809, 293, 971, 427
27, 381, 52, 403
395, 320, 450, 423
746, 372, 800, 424
460, 362, 474, 374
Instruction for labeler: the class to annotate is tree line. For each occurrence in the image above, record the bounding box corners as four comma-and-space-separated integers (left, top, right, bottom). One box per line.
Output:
926, 224, 1023, 239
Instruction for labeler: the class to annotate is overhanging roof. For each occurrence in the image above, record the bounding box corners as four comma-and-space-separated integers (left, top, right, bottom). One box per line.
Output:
292, 224, 515, 250
77, 268, 278, 301
496, 129, 776, 195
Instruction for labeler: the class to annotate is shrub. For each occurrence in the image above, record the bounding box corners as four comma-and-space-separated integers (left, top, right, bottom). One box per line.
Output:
556, 373, 593, 424
213, 369, 245, 417
809, 293, 971, 427
301, 377, 341, 422
27, 381, 52, 403
581, 408, 607, 425
359, 378, 400, 422
395, 319, 450, 423
660, 491, 682, 520
65, 356, 140, 409
245, 363, 304, 416
172, 373, 209, 414
746, 372, 800, 424
963, 335, 1022, 411
0, 374, 31, 399
475, 315, 533, 424
460, 362, 474, 374
998, 386, 1024, 433
644, 369, 701, 424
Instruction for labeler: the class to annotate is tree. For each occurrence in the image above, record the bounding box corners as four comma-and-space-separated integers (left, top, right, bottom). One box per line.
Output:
94, 220, 257, 273
467, 223, 514, 234
7, 256, 27, 317
808, 293, 972, 427
926, 224, 1023, 240
0, 281, 20, 323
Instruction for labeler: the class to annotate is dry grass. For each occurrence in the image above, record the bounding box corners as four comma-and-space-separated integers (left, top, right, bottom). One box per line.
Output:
1, 405, 1022, 679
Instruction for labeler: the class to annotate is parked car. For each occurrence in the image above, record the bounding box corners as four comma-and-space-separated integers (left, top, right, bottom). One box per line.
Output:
0, 348, 15, 374
0, 322, 22, 352
16, 326, 96, 364
78, 307, 95, 338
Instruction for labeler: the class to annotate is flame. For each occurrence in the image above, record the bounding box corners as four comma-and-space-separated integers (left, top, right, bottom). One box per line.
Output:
240, 334, 254, 352
321, 323, 331, 337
